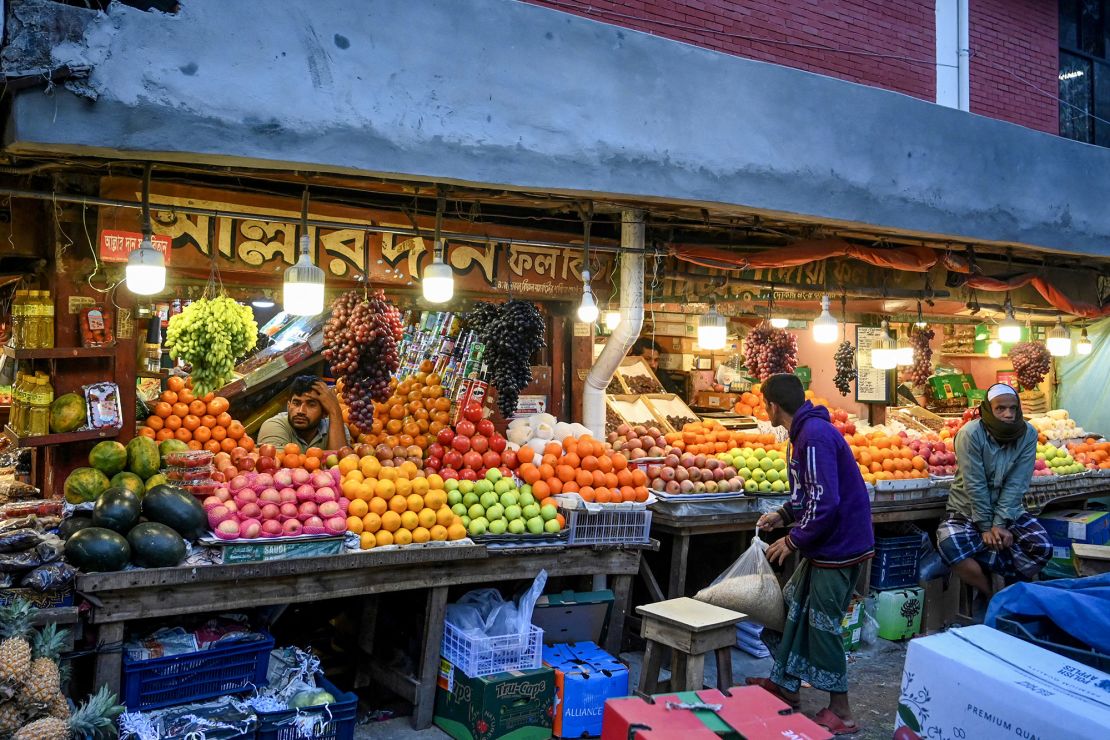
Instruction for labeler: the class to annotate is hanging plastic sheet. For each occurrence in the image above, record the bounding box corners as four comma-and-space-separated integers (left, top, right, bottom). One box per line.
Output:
1056, 317, 1110, 436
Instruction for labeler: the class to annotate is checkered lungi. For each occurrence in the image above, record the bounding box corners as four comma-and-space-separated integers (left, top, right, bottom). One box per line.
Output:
936, 512, 1052, 580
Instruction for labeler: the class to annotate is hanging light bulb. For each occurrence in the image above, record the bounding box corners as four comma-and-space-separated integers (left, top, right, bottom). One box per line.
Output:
422, 191, 454, 303
914, 300, 927, 329
812, 295, 839, 344
698, 304, 727, 350
251, 296, 275, 309
577, 270, 599, 323
896, 329, 914, 366
283, 188, 325, 316
603, 310, 621, 331
1046, 317, 1072, 357
871, 321, 898, 370
987, 338, 1003, 358
1077, 327, 1093, 355
998, 298, 1022, 343
125, 164, 167, 296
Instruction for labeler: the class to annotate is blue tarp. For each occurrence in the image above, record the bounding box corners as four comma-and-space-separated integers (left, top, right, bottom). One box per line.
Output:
985, 572, 1110, 654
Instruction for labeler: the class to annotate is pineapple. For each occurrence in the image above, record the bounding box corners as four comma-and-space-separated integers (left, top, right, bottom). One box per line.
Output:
0, 699, 24, 736
0, 601, 34, 690
12, 685, 122, 740
22, 624, 68, 706
46, 692, 70, 721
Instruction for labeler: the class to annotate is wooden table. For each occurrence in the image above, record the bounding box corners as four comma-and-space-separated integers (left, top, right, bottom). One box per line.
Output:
646, 500, 949, 601
77, 541, 647, 729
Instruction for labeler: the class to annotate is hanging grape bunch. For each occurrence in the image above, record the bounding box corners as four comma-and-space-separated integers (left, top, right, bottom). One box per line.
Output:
323, 289, 403, 432
466, 300, 546, 417
1009, 341, 1051, 390
833, 340, 855, 396
910, 327, 935, 387
165, 296, 258, 395
743, 323, 798, 381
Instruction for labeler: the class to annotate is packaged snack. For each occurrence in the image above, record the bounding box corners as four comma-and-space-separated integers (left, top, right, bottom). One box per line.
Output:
0, 529, 44, 554
20, 562, 77, 592
166, 468, 215, 483
84, 382, 123, 429
0, 500, 64, 519
79, 305, 115, 347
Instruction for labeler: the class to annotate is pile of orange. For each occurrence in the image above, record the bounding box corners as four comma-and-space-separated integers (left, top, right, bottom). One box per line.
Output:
847, 433, 929, 484
665, 420, 784, 457
516, 435, 650, 504
343, 361, 451, 451
336, 456, 467, 548
732, 387, 829, 421
138, 376, 255, 453
275, 444, 331, 471
1066, 438, 1110, 470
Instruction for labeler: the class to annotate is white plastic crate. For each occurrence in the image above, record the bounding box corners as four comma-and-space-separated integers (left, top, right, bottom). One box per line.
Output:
440, 621, 542, 678
564, 507, 652, 546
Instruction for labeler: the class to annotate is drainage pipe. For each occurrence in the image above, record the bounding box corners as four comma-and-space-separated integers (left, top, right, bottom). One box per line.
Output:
583, 209, 645, 438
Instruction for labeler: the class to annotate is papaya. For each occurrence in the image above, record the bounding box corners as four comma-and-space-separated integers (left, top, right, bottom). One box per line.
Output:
49, 393, 86, 433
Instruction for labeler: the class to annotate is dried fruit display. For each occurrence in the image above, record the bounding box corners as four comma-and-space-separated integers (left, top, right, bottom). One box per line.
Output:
833, 341, 855, 396
624, 375, 664, 394
743, 324, 798, 381
910, 327, 935, 387
666, 414, 697, 430
323, 289, 403, 432
1009, 341, 1052, 390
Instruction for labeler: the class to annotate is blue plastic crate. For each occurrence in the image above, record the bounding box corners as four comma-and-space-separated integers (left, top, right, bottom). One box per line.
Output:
121, 633, 274, 711
871, 534, 921, 591
256, 677, 358, 740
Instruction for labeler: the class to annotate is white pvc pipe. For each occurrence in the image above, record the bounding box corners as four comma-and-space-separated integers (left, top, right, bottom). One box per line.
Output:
957, 0, 970, 112
583, 209, 645, 438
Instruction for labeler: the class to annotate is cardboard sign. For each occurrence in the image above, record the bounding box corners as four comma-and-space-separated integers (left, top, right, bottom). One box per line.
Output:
99, 230, 173, 263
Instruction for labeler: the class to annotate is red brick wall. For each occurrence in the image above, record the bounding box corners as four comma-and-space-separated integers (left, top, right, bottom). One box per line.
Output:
968, 0, 1058, 134
521, 1, 936, 100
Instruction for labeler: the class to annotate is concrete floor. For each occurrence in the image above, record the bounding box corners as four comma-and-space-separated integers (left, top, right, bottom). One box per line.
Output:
353, 639, 908, 739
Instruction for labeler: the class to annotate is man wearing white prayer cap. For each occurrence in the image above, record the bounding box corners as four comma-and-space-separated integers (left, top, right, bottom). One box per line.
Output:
936, 383, 1051, 611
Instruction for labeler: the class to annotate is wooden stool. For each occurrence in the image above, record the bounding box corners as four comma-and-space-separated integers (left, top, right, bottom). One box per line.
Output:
635, 597, 745, 695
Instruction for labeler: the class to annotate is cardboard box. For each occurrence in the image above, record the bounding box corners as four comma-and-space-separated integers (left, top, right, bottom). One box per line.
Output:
434, 661, 554, 740
841, 597, 865, 652
531, 590, 613, 646
1038, 510, 1110, 573
691, 391, 739, 410
542, 642, 628, 738
896, 626, 1110, 739
928, 373, 975, 400
197, 534, 345, 564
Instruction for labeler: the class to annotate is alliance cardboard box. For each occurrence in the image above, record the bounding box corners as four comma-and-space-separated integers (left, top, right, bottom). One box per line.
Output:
542, 642, 628, 738
1037, 510, 1110, 574
434, 660, 554, 740
895, 625, 1110, 739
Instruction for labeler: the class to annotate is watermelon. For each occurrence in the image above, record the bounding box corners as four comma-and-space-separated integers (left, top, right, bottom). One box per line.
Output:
64, 527, 130, 573
49, 392, 87, 433
127, 436, 161, 480
158, 439, 190, 467
110, 472, 146, 498
142, 485, 206, 540
89, 441, 128, 477
92, 487, 142, 535
58, 514, 96, 540
63, 467, 110, 505
145, 473, 169, 492
128, 522, 186, 568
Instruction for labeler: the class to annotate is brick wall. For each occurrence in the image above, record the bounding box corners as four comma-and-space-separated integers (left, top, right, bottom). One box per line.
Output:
969, 0, 1058, 134
520, 1, 937, 100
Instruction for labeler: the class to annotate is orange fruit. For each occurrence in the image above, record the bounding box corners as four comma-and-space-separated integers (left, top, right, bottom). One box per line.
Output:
138, 426, 156, 439
517, 446, 535, 464
188, 400, 207, 416
381, 511, 401, 532
388, 495, 408, 514
346, 515, 364, 535
375, 530, 394, 547
430, 524, 448, 542
412, 526, 431, 544
219, 437, 236, 452
239, 437, 255, 452
418, 508, 437, 529
164, 415, 182, 431
193, 426, 212, 443
400, 511, 419, 530
406, 493, 424, 512
306, 446, 324, 459
182, 414, 201, 431
435, 507, 454, 526
199, 414, 218, 428
447, 523, 467, 541
174, 427, 192, 442
610, 453, 628, 471
155, 429, 174, 441
227, 422, 245, 440
187, 440, 203, 450
304, 456, 321, 472
575, 469, 593, 487
546, 477, 563, 494
425, 490, 446, 510
369, 497, 388, 516
532, 480, 551, 499
394, 528, 413, 546
207, 397, 230, 415
216, 412, 233, 428
160, 390, 178, 405
145, 415, 164, 431
153, 402, 173, 418
167, 376, 186, 393
171, 402, 189, 418
211, 425, 227, 442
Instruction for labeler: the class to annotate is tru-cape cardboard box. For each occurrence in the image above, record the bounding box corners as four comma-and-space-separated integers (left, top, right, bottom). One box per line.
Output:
434, 660, 554, 740
895, 625, 1110, 740
542, 642, 628, 738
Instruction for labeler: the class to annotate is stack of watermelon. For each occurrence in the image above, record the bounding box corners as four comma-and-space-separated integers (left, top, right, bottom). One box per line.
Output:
63, 437, 189, 505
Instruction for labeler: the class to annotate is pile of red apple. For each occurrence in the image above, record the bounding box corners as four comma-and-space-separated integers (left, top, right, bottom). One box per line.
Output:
829, 408, 857, 437
908, 438, 957, 476
606, 423, 668, 459
424, 403, 517, 482
203, 468, 350, 540
646, 452, 745, 495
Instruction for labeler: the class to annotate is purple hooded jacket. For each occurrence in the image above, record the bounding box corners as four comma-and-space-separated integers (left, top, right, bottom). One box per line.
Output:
778, 402, 875, 567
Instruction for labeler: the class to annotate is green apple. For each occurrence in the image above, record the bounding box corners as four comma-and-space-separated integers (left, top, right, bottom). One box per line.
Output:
468, 519, 488, 537
479, 491, 499, 509
444, 479, 460, 492
526, 517, 545, 534
744, 480, 759, 493
451, 503, 468, 517
758, 480, 773, 493
486, 468, 503, 483
488, 519, 508, 535
505, 504, 523, 521
751, 469, 767, 483
739, 468, 752, 480
508, 519, 526, 534
460, 515, 471, 527
539, 505, 557, 521
765, 469, 779, 483
744, 457, 759, 471
771, 480, 786, 493
519, 492, 536, 508
458, 480, 475, 495
468, 503, 486, 520
494, 479, 513, 495
759, 458, 774, 472
475, 480, 494, 495
485, 503, 505, 521
500, 491, 519, 508
462, 492, 480, 508
544, 519, 562, 534
447, 491, 463, 506
773, 459, 786, 472
522, 504, 541, 520
753, 449, 767, 460
519, 484, 533, 499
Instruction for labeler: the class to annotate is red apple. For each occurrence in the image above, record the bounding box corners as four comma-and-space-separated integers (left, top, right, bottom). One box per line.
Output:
259, 444, 276, 459
437, 428, 455, 446
238, 456, 256, 472
477, 419, 495, 437
471, 435, 489, 454
452, 435, 472, 454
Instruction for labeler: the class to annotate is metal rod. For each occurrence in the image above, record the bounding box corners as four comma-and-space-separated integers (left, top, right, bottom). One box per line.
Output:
141, 163, 152, 237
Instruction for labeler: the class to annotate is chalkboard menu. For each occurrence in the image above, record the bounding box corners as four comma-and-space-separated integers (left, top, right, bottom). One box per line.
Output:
856, 326, 895, 404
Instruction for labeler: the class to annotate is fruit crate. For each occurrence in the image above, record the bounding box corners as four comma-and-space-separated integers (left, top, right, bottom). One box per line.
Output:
121, 633, 275, 711
870, 532, 921, 591
256, 676, 358, 740
441, 619, 543, 678
563, 506, 652, 546
994, 614, 1110, 673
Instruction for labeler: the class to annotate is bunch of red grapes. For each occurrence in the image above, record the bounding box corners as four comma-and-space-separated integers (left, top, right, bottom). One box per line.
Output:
1009, 341, 1051, 390
744, 323, 798, 381
910, 327, 935, 387
323, 289, 403, 431
833, 340, 855, 396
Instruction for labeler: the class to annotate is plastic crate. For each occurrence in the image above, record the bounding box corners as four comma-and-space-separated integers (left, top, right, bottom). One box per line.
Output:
440, 620, 543, 678
564, 507, 652, 546
995, 614, 1110, 673
256, 676, 358, 740
121, 633, 275, 711
870, 533, 920, 591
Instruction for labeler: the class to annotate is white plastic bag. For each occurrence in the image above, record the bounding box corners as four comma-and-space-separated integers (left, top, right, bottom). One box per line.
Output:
695, 534, 785, 631
445, 570, 548, 639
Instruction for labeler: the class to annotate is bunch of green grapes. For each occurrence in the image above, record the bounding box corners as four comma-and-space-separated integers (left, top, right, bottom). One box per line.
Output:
166, 296, 258, 394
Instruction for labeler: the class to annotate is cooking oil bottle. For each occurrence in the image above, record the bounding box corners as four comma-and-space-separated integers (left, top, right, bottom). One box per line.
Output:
9, 371, 26, 435
39, 290, 54, 348
27, 375, 53, 436
23, 291, 42, 349
9, 291, 26, 348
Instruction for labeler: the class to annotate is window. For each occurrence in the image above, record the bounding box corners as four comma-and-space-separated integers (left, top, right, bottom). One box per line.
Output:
1059, 1, 1110, 145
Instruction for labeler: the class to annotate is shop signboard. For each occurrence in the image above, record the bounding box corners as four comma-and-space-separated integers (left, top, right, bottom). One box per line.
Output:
97, 178, 612, 300
98, 229, 174, 263
855, 326, 894, 404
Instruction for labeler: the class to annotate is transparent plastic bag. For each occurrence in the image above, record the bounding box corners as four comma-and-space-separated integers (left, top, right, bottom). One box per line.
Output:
696, 533, 785, 631
445, 569, 548, 639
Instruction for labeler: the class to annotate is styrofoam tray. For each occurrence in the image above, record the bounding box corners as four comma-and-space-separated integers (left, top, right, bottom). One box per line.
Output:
553, 491, 656, 512
874, 478, 933, 492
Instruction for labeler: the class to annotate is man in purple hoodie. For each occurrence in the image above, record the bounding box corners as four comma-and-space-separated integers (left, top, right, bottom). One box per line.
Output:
748, 373, 874, 736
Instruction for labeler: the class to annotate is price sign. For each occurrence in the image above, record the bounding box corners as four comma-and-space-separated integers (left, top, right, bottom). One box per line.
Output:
855, 326, 894, 404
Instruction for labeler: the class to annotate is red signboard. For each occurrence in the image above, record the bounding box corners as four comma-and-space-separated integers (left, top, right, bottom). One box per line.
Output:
99, 230, 173, 264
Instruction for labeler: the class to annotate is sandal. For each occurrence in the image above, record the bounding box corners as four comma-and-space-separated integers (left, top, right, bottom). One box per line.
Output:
812, 707, 860, 736
744, 677, 801, 710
